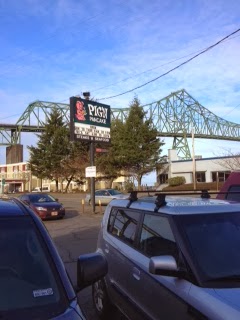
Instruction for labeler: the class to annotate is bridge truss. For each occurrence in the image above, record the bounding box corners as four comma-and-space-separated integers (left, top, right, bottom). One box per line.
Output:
1, 89, 240, 159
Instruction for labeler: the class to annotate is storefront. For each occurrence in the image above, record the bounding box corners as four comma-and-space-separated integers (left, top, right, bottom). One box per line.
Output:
4, 180, 24, 193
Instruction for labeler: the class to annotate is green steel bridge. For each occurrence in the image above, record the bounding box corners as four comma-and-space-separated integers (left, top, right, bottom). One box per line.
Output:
1, 89, 240, 160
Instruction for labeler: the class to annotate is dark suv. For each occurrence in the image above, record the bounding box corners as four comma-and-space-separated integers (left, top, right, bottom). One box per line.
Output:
0, 196, 107, 320
92, 191, 240, 320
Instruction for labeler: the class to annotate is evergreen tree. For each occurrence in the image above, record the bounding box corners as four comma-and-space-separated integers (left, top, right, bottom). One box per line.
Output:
60, 140, 89, 192
95, 119, 126, 188
115, 97, 164, 188
28, 108, 88, 191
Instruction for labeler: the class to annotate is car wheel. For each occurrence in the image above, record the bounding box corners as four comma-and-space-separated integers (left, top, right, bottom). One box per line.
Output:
92, 279, 116, 319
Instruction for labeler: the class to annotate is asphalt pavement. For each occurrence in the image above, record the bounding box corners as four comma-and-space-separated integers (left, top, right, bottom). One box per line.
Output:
43, 192, 125, 320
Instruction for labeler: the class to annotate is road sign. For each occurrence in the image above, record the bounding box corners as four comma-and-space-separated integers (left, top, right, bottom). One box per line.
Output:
85, 166, 96, 178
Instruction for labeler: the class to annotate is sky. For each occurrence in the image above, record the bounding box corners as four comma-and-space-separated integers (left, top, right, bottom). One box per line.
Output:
0, 0, 240, 185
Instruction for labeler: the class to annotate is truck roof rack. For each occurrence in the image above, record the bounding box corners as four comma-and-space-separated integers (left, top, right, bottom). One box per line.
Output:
126, 191, 138, 208
154, 194, 166, 212
126, 189, 240, 209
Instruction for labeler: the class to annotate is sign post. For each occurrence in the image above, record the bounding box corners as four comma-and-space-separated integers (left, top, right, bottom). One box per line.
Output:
70, 96, 111, 213
1, 178, 5, 194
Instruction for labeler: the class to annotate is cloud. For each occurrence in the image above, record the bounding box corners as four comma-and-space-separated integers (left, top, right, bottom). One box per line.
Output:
0, 0, 240, 165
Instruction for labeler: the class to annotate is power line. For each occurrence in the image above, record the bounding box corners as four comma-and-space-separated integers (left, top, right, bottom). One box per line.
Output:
222, 103, 240, 118
0, 113, 22, 121
97, 27, 240, 101
68, 33, 239, 100
90, 34, 240, 94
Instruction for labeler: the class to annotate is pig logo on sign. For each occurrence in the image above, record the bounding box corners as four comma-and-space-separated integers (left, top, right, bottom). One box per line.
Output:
75, 101, 86, 121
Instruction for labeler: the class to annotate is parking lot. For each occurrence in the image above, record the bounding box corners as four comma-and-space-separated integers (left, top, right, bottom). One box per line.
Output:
42, 192, 124, 319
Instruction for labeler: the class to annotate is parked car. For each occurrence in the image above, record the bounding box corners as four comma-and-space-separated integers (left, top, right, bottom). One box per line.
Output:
85, 188, 129, 205
90, 190, 240, 320
18, 193, 65, 220
0, 196, 107, 320
32, 186, 50, 192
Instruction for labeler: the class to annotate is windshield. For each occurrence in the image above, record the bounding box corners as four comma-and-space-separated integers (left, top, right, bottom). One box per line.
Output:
29, 194, 56, 203
108, 189, 122, 196
0, 216, 68, 319
179, 212, 240, 282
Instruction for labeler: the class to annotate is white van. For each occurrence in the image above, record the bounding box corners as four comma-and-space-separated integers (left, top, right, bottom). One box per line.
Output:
32, 186, 50, 192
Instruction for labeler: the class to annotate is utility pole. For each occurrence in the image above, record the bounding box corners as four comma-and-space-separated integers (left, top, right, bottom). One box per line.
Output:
192, 126, 196, 190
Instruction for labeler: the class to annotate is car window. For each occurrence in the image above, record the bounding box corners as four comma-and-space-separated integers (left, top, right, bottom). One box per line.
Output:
0, 216, 68, 318
226, 185, 240, 201
139, 214, 178, 258
108, 209, 141, 245
95, 190, 105, 196
19, 195, 28, 202
29, 194, 55, 203
180, 213, 240, 280
108, 189, 122, 196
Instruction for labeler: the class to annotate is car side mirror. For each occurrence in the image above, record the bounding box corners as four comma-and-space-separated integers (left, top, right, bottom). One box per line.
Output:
76, 252, 108, 292
149, 255, 185, 278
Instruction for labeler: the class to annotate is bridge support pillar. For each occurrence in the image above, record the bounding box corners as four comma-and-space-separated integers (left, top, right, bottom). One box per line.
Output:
6, 144, 23, 164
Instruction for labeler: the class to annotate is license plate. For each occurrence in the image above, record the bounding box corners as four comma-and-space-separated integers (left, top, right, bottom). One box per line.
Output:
51, 211, 58, 216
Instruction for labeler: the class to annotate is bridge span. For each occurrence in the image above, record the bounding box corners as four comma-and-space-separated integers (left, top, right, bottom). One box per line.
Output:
1, 89, 240, 159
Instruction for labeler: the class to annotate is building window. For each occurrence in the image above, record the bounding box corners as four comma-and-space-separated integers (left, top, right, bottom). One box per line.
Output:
196, 172, 206, 182
212, 171, 231, 182
158, 174, 168, 184
13, 166, 19, 172
1, 167, 6, 173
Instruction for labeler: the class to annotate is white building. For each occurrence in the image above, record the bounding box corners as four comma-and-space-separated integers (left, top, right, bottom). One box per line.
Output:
157, 149, 237, 186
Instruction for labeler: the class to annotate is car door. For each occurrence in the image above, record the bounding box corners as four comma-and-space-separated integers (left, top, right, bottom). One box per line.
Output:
123, 213, 195, 320
95, 190, 109, 205
104, 208, 143, 318
101, 190, 112, 205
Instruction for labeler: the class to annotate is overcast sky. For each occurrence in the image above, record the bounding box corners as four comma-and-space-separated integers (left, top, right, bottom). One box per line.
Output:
0, 0, 240, 185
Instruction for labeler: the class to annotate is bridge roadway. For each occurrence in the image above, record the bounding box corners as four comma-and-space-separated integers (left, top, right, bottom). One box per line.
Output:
0, 123, 44, 131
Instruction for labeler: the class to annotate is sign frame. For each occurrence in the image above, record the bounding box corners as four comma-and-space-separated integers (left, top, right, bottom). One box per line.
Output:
70, 97, 111, 143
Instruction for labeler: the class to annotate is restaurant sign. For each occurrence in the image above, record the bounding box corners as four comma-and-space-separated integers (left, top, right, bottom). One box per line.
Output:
70, 97, 111, 143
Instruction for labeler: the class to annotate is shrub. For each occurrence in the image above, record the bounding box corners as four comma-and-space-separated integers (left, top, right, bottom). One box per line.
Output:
167, 176, 186, 187
124, 181, 135, 192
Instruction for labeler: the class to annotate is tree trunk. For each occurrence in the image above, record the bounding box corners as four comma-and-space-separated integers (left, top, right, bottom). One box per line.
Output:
55, 179, 59, 192
137, 175, 142, 190
109, 177, 114, 188
65, 176, 73, 192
